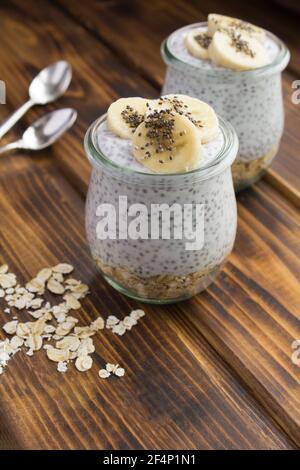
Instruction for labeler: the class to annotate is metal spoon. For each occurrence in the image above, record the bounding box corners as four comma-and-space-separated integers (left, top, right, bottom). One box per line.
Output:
0, 108, 77, 155
0, 61, 72, 139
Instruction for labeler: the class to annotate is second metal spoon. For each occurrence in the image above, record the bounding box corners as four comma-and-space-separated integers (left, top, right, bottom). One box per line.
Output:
0, 108, 77, 155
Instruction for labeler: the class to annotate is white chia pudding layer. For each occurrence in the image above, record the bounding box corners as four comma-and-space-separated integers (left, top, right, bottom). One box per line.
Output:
98, 121, 224, 172
161, 23, 290, 188
85, 114, 238, 301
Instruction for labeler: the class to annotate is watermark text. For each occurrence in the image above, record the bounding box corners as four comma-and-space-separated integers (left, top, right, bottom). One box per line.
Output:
96, 196, 205, 251
291, 80, 300, 104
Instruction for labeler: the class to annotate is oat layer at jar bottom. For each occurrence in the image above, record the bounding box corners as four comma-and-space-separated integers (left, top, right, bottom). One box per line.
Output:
95, 257, 226, 304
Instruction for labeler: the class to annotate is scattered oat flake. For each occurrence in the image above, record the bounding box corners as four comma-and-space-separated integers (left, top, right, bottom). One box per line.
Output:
75, 354, 93, 372
0, 264, 8, 274
26, 278, 44, 293
28, 310, 44, 319
16, 323, 31, 339
64, 293, 81, 310
65, 315, 79, 324
10, 336, 24, 349
112, 323, 127, 336
91, 316, 105, 331
44, 325, 56, 334
57, 361, 68, 373
36, 268, 52, 283
53, 263, 74, 274
74, 326, 95, 339
71, 283, 89, 296
77, 337, 95, 355
99, 363, 125, 379
106, 315, 119, 327
30, 298, 44, 309
115, 367, 125, 377
99, 369, 111, 379
3, 320, 18, 335
47, 279, 65, 295
56, 321, 75, 336
131, 309, 145, 319
106, 363, 116, 373
52, 272, 64, 283
0, 273, 17, 289
0, 351, 10, 362
47, 347, 70, 362
56, 336, 80, 352
65, 278, 79, 285
5, 288, 15, 295
0, 263, 134, 380
25, 334, 43, 351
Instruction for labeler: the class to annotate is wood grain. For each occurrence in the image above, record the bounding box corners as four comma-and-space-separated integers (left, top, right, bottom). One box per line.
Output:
1, 164, 294, 450
17, 0, 299, 443
0, 0, 299, 449
188, 0, 300, 76
0, 0, 156, 192
56, 0, 300, 198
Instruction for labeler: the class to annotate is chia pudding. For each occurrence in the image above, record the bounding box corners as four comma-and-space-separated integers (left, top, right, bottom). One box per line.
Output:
84, 96, 238, 303
161, 15, 290, 190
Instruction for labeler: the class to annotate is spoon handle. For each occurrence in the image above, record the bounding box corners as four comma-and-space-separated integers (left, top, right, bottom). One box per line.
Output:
0, 140, 23, 155
0, 100, 34, 139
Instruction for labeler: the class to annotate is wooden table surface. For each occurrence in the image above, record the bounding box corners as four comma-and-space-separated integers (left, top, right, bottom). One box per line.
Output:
0, 0, 299, 450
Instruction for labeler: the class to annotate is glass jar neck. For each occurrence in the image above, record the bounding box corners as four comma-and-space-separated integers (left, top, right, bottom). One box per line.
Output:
161, 22, 290, 82
85, 114, 238, 186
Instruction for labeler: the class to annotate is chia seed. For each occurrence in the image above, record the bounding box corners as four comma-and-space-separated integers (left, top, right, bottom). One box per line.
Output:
194, 32, 212, 49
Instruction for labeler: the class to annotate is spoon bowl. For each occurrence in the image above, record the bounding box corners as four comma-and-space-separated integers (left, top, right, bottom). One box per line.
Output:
22, 108, 77, 150
29, 61, 72, 105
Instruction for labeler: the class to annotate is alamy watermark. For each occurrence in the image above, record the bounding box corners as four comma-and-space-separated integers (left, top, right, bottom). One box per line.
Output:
291, 340, 300, 366
95, 196, 205, 251
291, 80, 300, 104
0, 80, 5, 104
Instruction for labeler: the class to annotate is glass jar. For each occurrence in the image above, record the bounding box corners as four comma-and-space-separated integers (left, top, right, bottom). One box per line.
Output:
84, 114, 238, 304
161, 23, 290, 190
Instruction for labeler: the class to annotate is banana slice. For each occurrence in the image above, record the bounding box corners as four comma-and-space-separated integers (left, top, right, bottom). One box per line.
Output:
208, 30, 270, 71
107, 97, 150, 139
159, 94, 219, 144
185, 29, 212, 60
132, 110, 202, 174
144, 98, 171, 115
208, 13, 266, 42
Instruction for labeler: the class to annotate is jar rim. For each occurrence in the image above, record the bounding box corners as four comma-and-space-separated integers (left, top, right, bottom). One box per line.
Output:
161, 22, 290, 79
84, 113, 239, 182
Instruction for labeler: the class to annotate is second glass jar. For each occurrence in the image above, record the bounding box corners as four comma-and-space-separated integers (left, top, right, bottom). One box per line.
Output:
161, 23, 290, 190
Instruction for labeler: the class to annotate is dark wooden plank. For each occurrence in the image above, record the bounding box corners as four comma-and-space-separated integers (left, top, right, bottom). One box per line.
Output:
55, 0, 300, 199
0, 0, 156, 190
188, 0, 300, 77
0, 0, 299, 445
169, 180, 300, 443
196, 182, 300, 441
1, 164, 294, 450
